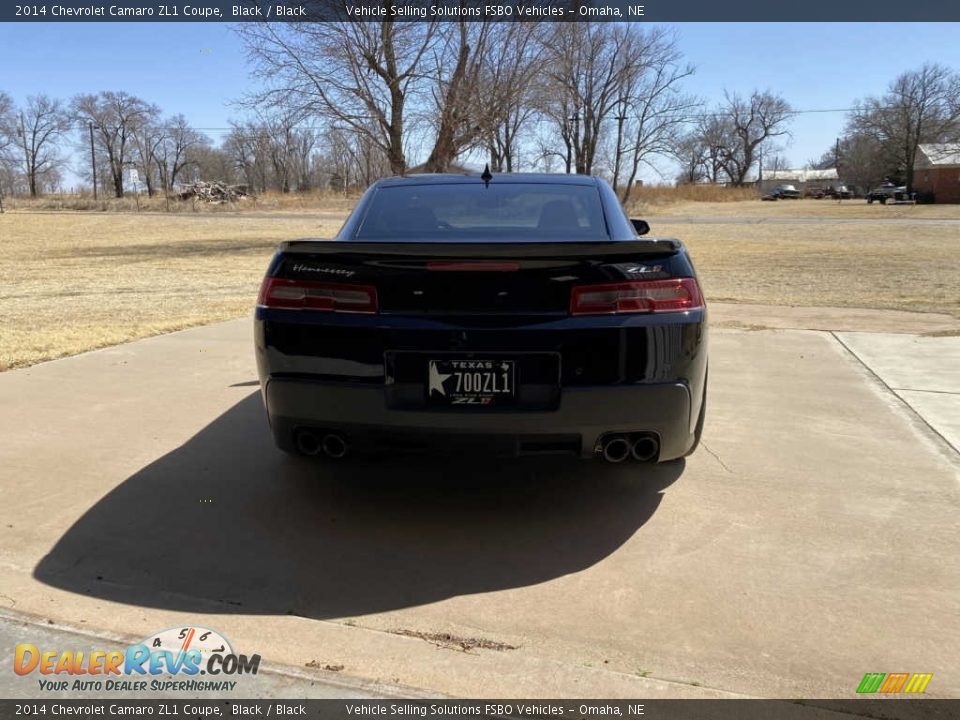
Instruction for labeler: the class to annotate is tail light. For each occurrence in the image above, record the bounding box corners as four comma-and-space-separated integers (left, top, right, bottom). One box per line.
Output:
570, 278, 704, 315
257, 277, 378, 314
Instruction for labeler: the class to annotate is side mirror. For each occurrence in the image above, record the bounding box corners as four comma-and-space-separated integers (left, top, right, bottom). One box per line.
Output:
630, 218, 650, 236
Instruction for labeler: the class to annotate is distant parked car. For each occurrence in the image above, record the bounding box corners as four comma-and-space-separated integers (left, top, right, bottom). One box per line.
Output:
805, 186, 827, 199
866, 184, 903, 204
824, 185, 853, 199
771, 184, 801, 199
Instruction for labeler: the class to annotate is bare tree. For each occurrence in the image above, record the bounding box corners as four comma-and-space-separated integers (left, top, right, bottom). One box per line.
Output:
0, 92, 17, 190
222, 113, 321, 193
238, 14, 438, 176
481, 25, 546, 172
187, 145, 236, 186
318, 125, 388, 190
0, 92, 14, 156
419, 21, 492, 171
849, 63, 960, 192
711, 90, 793, 186
420, 21, 545, 172
540, 24, 651, 175
73, 91, 157, 197
154, 114, 209, 192
617, 29, 698, 203
224, 121, 273, 193
240, 18, 537, 175
263, 114, 304, 192
131, 120, 166, 196
673, 134, 709, 184
673, 113, 731, 186
9, 95, 71, 197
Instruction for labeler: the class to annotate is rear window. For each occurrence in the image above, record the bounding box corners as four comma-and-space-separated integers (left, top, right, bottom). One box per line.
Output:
354, 183, 609, 240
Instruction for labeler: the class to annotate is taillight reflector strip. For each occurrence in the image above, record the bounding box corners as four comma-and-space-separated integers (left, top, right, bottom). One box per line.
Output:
258, 277, 378, 314
570, 278, 704, 315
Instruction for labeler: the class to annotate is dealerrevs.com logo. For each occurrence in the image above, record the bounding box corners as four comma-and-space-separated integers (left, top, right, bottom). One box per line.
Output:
14, 626, 260, 692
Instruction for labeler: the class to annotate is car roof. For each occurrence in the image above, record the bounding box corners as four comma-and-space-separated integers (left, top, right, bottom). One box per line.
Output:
374, 172, 601, 187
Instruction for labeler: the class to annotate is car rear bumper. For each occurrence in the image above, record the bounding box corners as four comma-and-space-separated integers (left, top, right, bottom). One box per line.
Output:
263, 379, 696, 461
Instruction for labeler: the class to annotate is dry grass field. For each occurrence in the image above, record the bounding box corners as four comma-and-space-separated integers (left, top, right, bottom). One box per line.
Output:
1, 198, 958, 370
660, 217, 960, 315
0, 212, 341, 370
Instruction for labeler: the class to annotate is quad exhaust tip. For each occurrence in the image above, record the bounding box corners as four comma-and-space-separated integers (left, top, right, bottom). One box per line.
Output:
295, 429, 321, 456
601, 436, 631, 463
321, 432, 349, 459
295, 429, 349, 459
599, 433, 660, 463
630, 435, 659, 462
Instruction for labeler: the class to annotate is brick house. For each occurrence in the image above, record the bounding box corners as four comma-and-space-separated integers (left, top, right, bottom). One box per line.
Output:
913, 144, 960, 204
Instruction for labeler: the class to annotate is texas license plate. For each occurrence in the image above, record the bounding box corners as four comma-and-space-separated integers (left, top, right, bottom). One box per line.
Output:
427, 359, 515, 406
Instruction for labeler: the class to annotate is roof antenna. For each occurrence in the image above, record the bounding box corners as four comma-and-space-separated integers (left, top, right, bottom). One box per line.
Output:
481, 163, 493, 188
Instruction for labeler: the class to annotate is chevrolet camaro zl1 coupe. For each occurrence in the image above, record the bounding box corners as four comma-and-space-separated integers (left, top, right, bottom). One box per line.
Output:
255, 172, 707, 464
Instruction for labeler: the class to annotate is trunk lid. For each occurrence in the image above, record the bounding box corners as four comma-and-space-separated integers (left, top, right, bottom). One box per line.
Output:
272, 240, 684, 316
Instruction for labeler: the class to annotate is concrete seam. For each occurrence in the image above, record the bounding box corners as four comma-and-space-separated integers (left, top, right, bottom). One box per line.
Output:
829, 331, 959, 458
890, 387, 960, 396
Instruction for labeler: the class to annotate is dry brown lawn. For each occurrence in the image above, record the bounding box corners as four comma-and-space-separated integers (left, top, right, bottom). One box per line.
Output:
0, 212, 341, 370
1, 200, 958, 370
640, 197, 960, 219
656, 220, 960, 317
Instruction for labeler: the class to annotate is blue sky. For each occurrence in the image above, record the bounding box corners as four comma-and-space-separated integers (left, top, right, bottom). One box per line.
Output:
1, 22, 959, 184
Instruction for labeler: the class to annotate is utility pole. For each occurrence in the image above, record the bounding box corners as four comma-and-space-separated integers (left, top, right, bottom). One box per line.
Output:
613, 113, 627, 192
568, 113, 581, 174
88, 121, 97, 200
835, 137, 841, 203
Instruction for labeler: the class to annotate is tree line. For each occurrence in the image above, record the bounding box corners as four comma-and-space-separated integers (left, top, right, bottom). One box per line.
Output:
1, 18, 958, 199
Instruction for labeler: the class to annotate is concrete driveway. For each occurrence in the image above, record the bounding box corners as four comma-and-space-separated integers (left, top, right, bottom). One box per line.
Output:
0, 310, 957, 699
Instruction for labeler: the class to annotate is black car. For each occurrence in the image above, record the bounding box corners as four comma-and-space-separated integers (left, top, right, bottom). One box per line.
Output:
772, 184, 801, 199
824, 185, 853, 199
866, 184, 906, 204
255, 173, 707, 464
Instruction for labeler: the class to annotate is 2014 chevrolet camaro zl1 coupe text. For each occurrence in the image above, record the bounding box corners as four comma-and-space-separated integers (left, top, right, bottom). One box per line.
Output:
255, 173, 707, 464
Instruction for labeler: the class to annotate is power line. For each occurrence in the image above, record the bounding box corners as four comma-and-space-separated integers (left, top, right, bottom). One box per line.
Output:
70, 106, 863, 135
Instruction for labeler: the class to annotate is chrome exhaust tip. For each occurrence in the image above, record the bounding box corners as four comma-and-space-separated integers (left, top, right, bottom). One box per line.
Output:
295, 429, 321, 456
601, 436, 631, 463
630, 435, 659, 463
321, 433, 349, 459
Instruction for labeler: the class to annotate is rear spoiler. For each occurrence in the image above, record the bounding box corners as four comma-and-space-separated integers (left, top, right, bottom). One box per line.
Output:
278, 239, 681, 259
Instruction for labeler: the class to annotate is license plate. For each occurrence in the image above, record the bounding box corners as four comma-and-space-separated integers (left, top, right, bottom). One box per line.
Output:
428, 359, 515, 406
